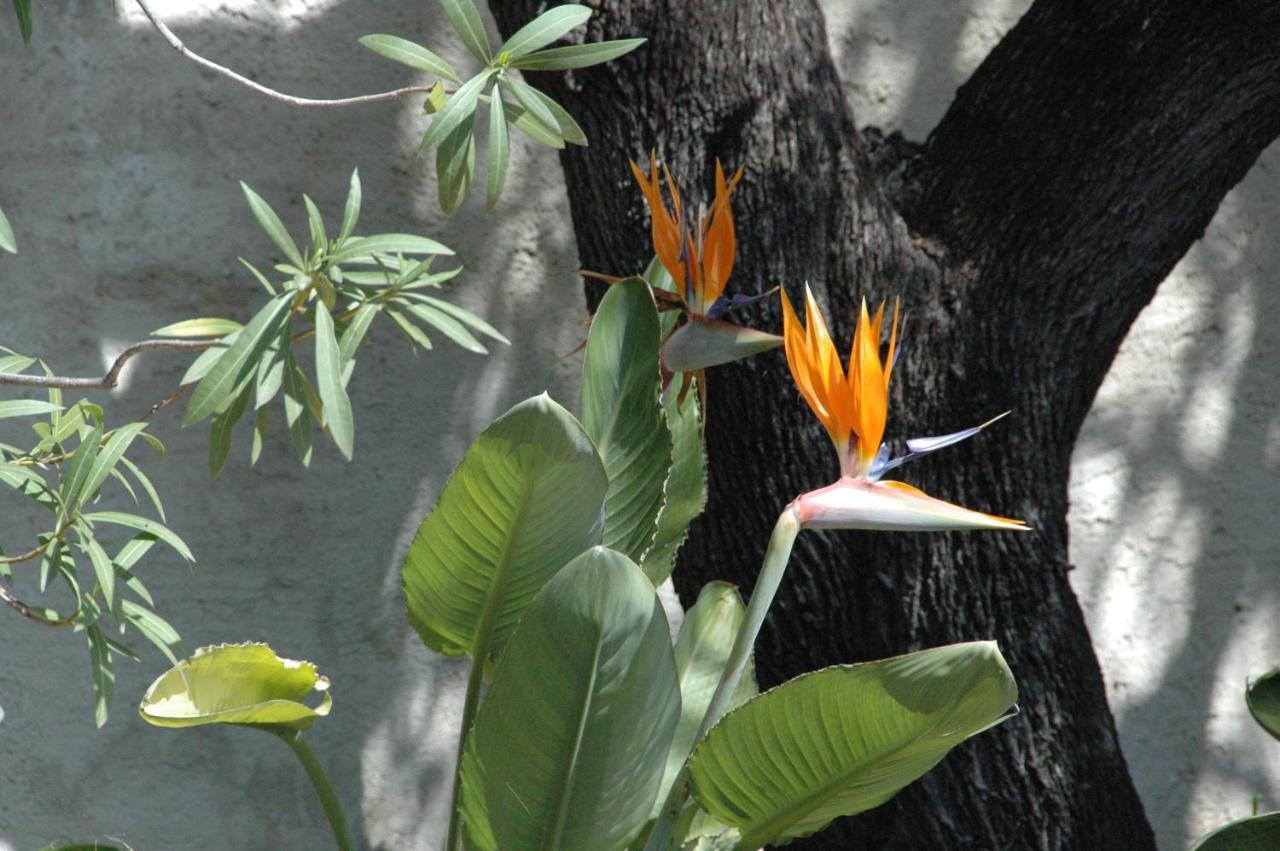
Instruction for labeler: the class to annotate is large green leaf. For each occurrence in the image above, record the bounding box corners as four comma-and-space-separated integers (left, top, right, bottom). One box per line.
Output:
658, 582, 756, 818
184, 293, 293, 425
401, 394, 607, 657
640, 377, 706, 583
689, 642, 1018, 848
1192, 812, 1280, 850
581, 278, 671, 565
139, 642, 331, 731
497, 3, 590, 61
1247, 668, 1280, 742
461, 547, 681, 851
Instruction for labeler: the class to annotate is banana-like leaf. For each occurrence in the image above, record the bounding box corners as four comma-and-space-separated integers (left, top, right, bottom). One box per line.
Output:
1247, 668, 1280, 742
460, 547, 681, 851
1192, 812, 1280, 850
139, 642, 331, 731
401, 394, 607, 657
689, 642, 1018, 848
582, 278, 672, 565
657, 582, 757, 818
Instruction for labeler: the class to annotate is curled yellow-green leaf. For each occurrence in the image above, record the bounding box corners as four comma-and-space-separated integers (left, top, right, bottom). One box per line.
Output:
139, 642, 331, 731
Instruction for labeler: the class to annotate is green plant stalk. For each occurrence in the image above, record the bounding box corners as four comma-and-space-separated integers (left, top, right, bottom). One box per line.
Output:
445, 655, 488, 851
645, 504, 802, 851
277, 728, 353, 851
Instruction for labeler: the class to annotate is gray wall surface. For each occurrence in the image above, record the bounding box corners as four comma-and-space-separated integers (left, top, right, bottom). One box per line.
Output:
0, 2, 1275, 849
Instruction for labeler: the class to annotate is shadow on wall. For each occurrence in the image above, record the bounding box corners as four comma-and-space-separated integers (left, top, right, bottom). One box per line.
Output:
0, 2, 581, 849
821, 1, 1280, 849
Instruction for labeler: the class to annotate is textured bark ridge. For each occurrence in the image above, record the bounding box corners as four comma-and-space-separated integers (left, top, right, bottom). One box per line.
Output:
490, 1, 1280, 847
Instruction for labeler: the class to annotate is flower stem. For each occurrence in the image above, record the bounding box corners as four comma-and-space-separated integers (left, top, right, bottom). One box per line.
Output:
645, 504, 803, 850
278, 728, 353, 851
444, 650, 489, 851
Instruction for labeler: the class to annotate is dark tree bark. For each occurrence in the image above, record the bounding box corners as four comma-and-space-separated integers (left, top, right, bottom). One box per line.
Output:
490, 1, 1280, 848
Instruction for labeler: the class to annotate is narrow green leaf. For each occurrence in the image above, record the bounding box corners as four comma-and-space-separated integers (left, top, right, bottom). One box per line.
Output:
421, 68, 495, 152
0, 352, 35, 374
401, 394, 608, 657
180, 332, 239, 386
12, 0, 32, 43
337, 169, 361, 243
437, 114, 477, 214
338, 302, 379, 366
116, 455, 164, 521
1192, 812, 1280, 851
581, 279, 671, 563
314, 307, 355, 460
329, 233, 454, 264
240, 182, 303, 268
87, 625, 115, 728
303, 195, 328, 257
440, 0, 491, 63
80, 422, 148, 510
255, 327, 289, 410
689, 643, 1019, 847
251, 406, 269, 466
526, 86, 588, 146
497, 4, 590, 60
120, 599, 184, 664
640, 378, 707, 583
84, 535, 122, 623
462, 547, 680, 850
386, 304, 434, 350
511, 38, 646, 71
498, 76, 558, 141
209, 380, 251, 478
400, 294, 508, 344
486, 94, 510, 212
0, 462, 58, 509
503, 100, 565, 149
359, 34, 460, 82
83, 511, 194, 563
151, 317, 243, 339
59, 423, 104, 518
283, 354, 314, 466
184, 293, 292, 425
399, 301, 486, 353
0, 399, 61, 419
0, 203, 15, 253
239, 257, 277, 295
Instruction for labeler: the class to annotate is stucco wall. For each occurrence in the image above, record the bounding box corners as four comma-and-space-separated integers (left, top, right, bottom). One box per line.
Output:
0, 2, 1275, 849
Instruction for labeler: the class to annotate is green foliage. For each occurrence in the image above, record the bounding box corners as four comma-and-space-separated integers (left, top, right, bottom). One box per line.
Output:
170, 171, 505, 469
0, 202, 14, 253
401, 394, 608, 658
0, 382, 190, 726
1192, 812, 1280, 850
687, 642, 1019, 847
10, 0, 31, 43
139, 642, 331, 730
459, 548, 680, 851
361, 1, 645, 213
581, 279, 672, 565
1247, 668, 1280, 742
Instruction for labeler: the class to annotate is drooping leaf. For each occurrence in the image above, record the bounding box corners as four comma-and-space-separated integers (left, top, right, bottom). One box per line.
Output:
338, 169, 361, 243
511, 38, 646, 72
401, 294, 508, 345
1247, 668, 1280, 742
79, 423, 149, 510
504, 100, 566, 149
283, 354, 315, 466
1192, 812, 1280, 851
338, 301, 380, 366
358, 34, 461, 82
640, 378, 707, 583
254, 327, 289, 410
657, 581, 756, 817
497, 4, 590, 60
440, 0, 491, 63
328, 233, 454, 264
83, 511, 194, 563
151, 317, 243, 339
399, 301, 486, 353
437, 114, 477, 215
314, 306, 354, 460
461, 548, 680, 851
524, 86, 588, 146
689, 642, 1019, 848
139, 642, 331, 730
184, 293, 292, 425
86, 624, 115, 728
208, 380, 251, 478
486, 93, 510, 212
581, 278, 671, 564
401, 394, 607, 658
498, 75, 559, 140
120, 599, 184, 664
240, 182, 303, 268
421, 68, 495, 152
0, 399, 61, 419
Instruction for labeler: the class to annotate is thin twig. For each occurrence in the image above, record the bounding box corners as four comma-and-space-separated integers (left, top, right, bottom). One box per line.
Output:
0, 339, 214, 390
133, 0, 432, 108
0, 582, 79, 627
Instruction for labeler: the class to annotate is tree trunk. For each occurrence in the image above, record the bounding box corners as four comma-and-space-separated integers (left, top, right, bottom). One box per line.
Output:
489, 1, 1280, 847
